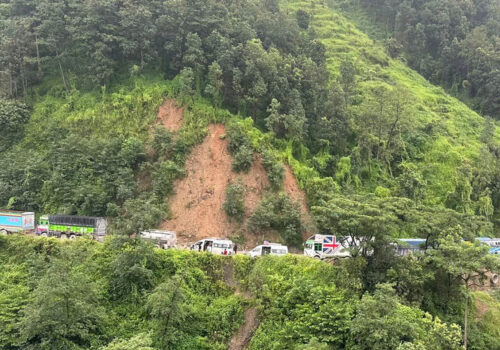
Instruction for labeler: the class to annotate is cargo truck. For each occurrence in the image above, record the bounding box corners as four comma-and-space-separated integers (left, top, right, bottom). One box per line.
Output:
36, 215, 107, 240
0, 210, 35, 234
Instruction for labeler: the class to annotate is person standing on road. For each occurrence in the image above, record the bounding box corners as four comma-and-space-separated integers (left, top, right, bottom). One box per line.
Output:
233, 243, 238, 255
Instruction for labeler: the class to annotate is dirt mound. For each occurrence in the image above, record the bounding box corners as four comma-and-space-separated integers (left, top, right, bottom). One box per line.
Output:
162, 124, 275, 248
157, 99, 183, 131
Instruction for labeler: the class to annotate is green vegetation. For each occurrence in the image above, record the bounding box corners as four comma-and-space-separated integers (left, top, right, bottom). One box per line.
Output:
261, 149, 285, 191
0, 236, 244, 350
1, 0, 500, 348
1, 229, 500, 350
223, 180, 246, 222
248, 193, 304, 246
337, 0, 500, 119
226, 122, 254, 173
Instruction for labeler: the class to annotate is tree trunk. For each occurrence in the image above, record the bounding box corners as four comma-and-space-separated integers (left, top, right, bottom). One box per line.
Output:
35, 35, 42, 77
9, 71, 13, 97
56, 48, 69, 92
464, 291, 469, 350
21, 64, 27, 98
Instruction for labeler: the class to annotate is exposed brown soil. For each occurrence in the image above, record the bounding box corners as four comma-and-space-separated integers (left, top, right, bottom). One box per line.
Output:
157, 99, 312, 249
229, 306, 259, 350
157, 99, 183, 131
162, 124, 277, 248
283, 165, 315, 239
225, 261, 259, 350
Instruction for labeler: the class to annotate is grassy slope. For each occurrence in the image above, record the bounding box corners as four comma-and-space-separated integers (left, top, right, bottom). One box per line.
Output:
285, 0, 499, 205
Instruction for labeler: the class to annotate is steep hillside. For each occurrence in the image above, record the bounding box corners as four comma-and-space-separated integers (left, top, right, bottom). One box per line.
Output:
285, 0, 498, 205
156, 101, 309, 247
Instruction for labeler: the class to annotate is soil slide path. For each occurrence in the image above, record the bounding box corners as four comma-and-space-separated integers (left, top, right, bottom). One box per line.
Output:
224, 262, 259, 350
162, 123, 273, 246
158, 99, 183, 131
283, 165, 316, 238
157, 99, 311, 247
229, 306, 258, 350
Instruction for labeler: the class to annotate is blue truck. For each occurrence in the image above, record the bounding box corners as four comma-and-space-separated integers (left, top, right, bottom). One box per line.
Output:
0, 210, 35, 234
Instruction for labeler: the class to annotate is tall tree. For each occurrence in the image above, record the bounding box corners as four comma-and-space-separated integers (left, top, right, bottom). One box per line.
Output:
425, 228, 500, 349
20, 249, 105, 349
147, 275, 188, 349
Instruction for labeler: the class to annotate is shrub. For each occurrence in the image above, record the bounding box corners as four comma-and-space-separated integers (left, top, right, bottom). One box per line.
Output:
223, 180, 245, 222
152, 161, 185, 197
150, 126, 174, 161
227, 122, 253, 172
248, 193, 303, 246
375, 186, 391, 198
232, 144, 254, 172
261, 149, 284, 191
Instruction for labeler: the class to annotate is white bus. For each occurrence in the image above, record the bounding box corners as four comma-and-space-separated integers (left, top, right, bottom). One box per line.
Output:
249, 243, 288, 258
191, 238, 234, 255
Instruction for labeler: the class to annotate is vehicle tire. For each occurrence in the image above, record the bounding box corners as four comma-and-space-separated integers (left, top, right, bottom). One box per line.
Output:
314, 255, 321, 259
60, 234, 68, 240
491, 274, 499, 285
69, 234, 76, 240
0, 229, 8, 235
40, 232, 48, 237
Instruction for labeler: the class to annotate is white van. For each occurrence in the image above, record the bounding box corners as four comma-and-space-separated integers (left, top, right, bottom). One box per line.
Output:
191, 238, 234, 255
250, 243, 288, 258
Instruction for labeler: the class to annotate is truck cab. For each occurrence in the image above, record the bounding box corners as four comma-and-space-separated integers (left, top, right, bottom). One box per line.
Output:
36, 215, 49, 236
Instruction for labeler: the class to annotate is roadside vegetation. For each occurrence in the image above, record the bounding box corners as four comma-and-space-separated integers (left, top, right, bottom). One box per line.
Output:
1, 234, 499, 350
0, 0, 500, 348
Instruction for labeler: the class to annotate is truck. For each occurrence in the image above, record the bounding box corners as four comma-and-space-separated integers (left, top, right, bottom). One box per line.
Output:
36, 215, 107, 240
0, 210, 35, 234
304, 234, 354, 259
140, 230, 177, 249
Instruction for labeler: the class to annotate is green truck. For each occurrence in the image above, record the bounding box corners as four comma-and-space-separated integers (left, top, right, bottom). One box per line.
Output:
36, 215, 107, 240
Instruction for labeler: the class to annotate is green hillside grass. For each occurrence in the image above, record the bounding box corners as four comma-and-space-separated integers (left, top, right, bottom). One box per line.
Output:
285, 0, 498, 205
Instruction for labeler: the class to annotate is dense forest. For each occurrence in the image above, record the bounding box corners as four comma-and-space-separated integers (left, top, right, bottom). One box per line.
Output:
2, 0, 500, 233
1, 0, 500, 348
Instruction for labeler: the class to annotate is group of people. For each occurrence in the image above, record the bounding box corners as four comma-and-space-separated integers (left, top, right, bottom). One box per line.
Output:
222, 244, 237, 255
